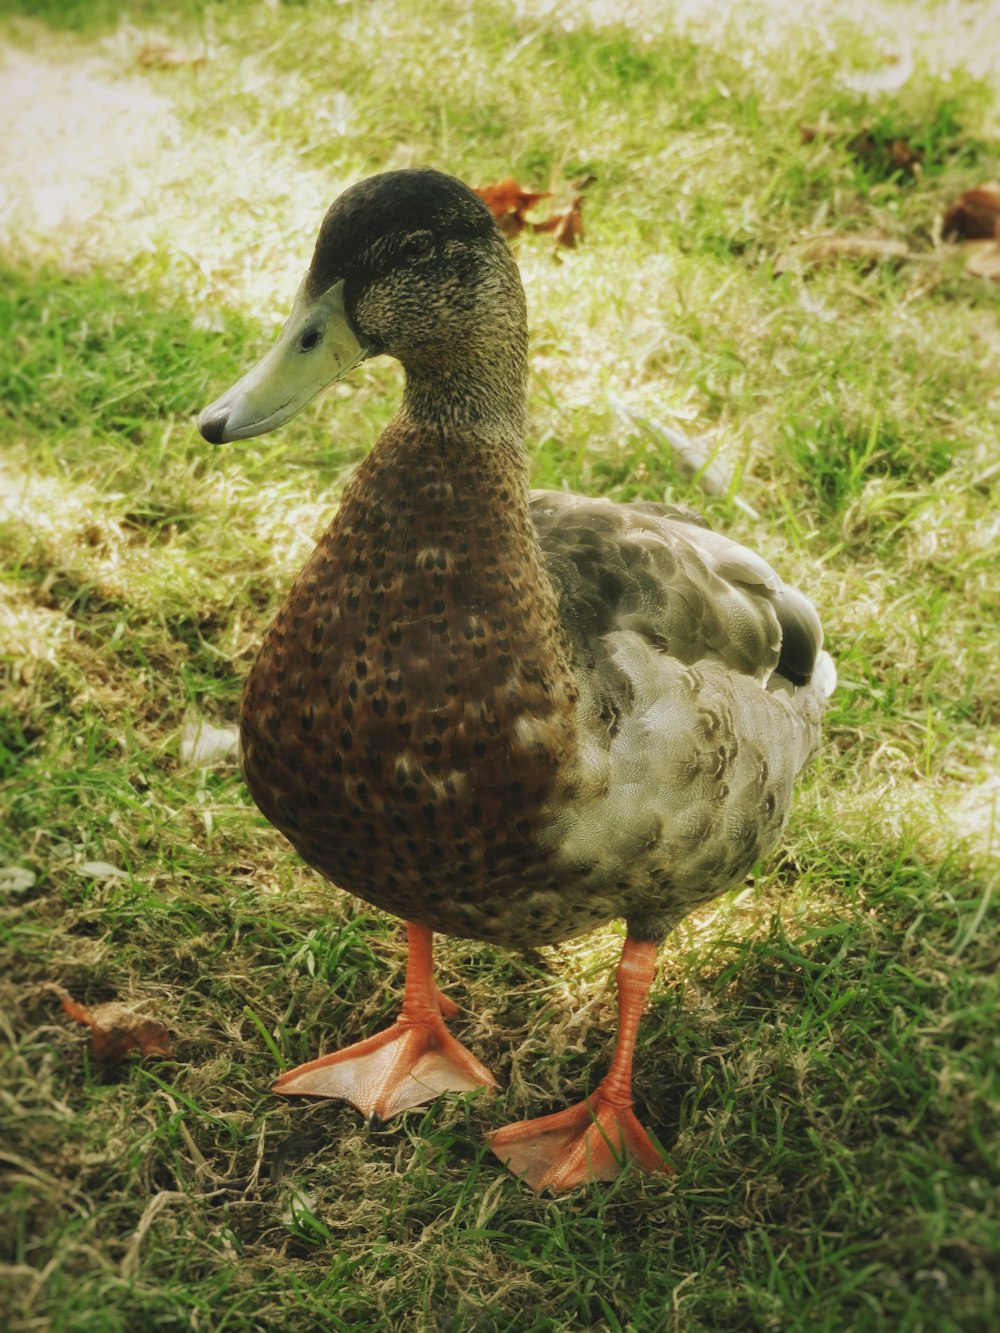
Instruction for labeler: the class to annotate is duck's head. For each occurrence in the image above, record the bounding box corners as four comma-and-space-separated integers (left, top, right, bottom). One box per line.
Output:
198, 168, 525, 444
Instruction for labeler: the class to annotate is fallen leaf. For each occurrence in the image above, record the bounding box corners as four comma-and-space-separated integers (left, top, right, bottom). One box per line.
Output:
799, 124, 922, 177
137, 43, 205, 69
474, 178, 551, 238
774, 233, 911, 273
805, 235, 910, 262
961, 239, 1000, 282
942, 184, 1000, 241
475, 178, 550, 216
847, 132, 922, 177
61, 993, 173, 1063
533, 195, 585, 248
609, 396, 759, 520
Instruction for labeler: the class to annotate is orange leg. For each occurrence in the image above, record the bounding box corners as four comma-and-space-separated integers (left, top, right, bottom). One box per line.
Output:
273, 922, 497, 1122
488, 937, 674, 1191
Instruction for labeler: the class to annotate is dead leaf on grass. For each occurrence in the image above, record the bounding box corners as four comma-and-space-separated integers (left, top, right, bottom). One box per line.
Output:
475, 176, 593, 247
799, 123, 922, 177
936, 184, 1000, 282
74, 860, 129, 880
774, 233, 912, 273
942, 184, 1000, 241
0, 866, 36, 896
961, 239, 1000, 282
60, 992, 173, 1063
137, 43, 206, 70
533, 195, 585, 249
608, 395, 759, 521
180, 715, 240, 766
847, 131, 922, 177
474, 178, 551, 238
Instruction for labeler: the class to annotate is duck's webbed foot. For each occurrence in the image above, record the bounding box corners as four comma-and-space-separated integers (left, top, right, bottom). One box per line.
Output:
488, 935, 673, 1191
273, 922, 496, 1121
487, 1085, 671, 1192
274, 1010, 495, 1121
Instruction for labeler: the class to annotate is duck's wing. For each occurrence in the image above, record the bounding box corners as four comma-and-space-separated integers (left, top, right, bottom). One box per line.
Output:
530, 490, 825, 692
529, 491, 834, 929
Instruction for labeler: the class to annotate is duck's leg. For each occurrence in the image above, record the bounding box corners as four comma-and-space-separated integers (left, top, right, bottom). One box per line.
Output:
273, 922, 497, 1121
488, 937, 673, 1191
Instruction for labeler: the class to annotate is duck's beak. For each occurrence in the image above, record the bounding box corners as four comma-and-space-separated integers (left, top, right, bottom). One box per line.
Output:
198, 279, 368, 444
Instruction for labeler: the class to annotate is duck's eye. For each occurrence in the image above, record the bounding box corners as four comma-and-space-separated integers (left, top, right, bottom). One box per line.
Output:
400, 231, 433, 260
298, 327, 323, 352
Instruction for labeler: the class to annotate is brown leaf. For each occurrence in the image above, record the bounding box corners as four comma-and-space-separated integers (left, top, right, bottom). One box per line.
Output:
805, 235, 910, 262
137, 43, 205, 69
847, 131, 922, 175
962, 239, 1000, 283
533, 195, 585, 248
474, 178, 551, 216
942, 185, 1000, 241
474, 179, 551, 238
773, 233, 911, 274
493, 212, 527, 241
61, 993, 173, 1063
799, 124, 922, 176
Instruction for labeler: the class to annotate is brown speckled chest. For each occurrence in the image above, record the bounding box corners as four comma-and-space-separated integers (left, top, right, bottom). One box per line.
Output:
240, 420, 584, 945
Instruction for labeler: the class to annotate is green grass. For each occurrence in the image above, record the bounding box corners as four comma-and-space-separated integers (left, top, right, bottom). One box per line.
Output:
1, 1, 998, 1329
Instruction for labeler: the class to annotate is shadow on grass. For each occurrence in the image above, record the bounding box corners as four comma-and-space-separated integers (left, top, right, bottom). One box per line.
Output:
3, 824, 995, 1329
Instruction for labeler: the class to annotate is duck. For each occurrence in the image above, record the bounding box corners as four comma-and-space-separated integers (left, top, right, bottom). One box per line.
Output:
198, 168, 836, 1192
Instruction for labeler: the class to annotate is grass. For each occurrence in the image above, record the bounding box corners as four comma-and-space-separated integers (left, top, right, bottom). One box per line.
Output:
1, 0, 998, 1328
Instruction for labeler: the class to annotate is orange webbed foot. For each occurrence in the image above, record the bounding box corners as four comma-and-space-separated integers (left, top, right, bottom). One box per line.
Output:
273, 1010, 497, 1121
489, 935, 673, 1191
273, 922, 496, 1122
488, 1088, 673, 1192
433, 984, 460, 1020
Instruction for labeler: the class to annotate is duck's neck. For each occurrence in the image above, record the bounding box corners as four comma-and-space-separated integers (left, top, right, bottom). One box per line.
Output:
399, 336, 529, 444
328, 281, 566, 666
397, 257, 530, 443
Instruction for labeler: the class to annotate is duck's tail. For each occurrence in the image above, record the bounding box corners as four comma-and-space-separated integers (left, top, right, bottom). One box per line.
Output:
766, 645, 836, 772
